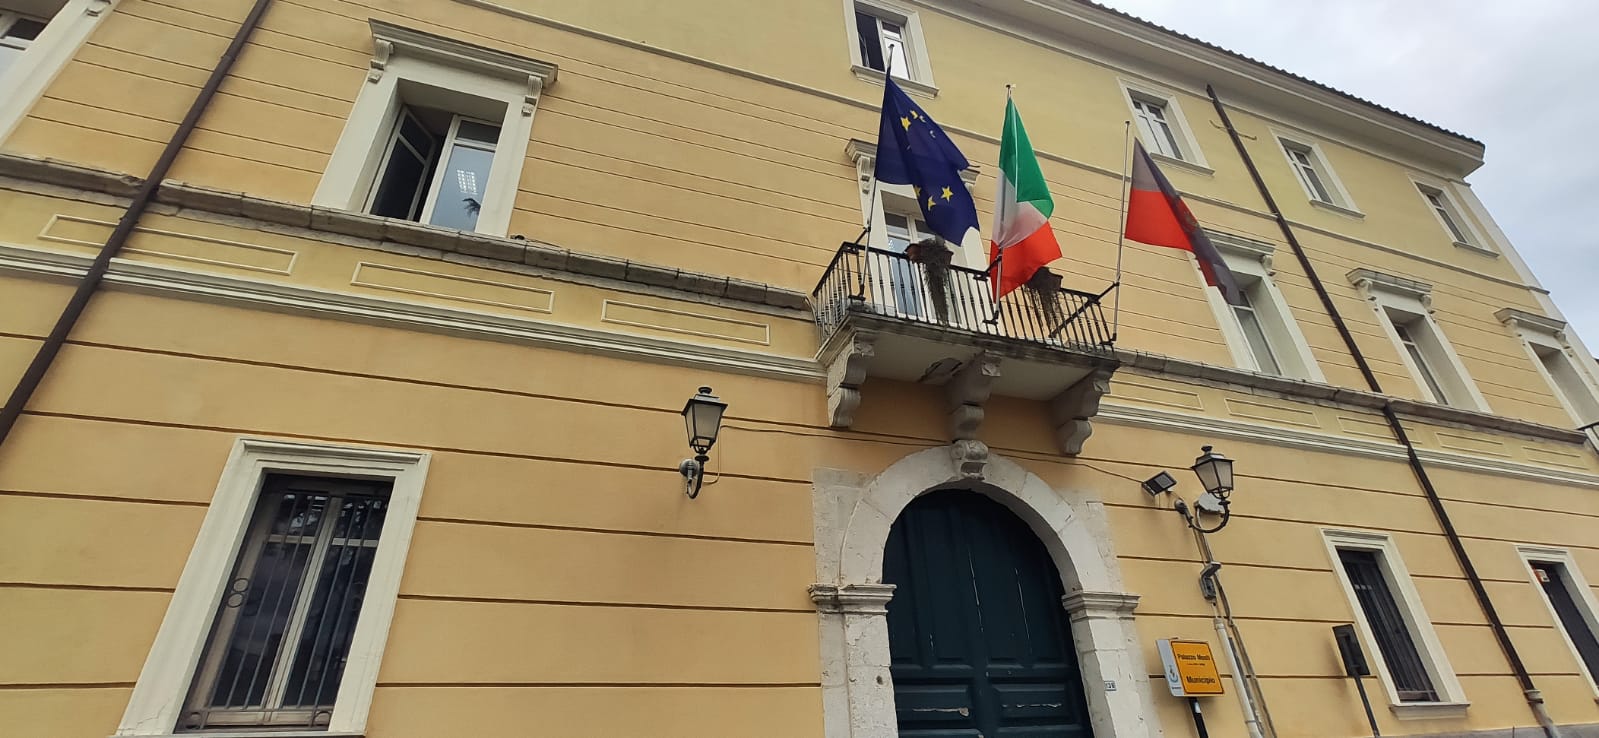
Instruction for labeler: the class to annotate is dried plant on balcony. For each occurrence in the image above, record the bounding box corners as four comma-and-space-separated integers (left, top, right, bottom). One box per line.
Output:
1024, 266, 1064, 332
906, 237, 955, 323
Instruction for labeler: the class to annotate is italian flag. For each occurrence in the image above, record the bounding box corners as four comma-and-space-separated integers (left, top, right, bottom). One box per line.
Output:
988, 98, 1062, 299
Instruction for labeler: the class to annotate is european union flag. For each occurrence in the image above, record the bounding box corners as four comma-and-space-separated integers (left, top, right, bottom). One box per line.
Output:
873, 77, 979, 245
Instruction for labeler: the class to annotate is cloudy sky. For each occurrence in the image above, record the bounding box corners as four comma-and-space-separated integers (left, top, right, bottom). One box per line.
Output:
1097, 0, 1599, 343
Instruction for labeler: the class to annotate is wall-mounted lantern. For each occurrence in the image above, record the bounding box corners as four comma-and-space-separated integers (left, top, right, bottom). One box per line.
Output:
678, 386, 727, 499
1143, 445, 1236, 533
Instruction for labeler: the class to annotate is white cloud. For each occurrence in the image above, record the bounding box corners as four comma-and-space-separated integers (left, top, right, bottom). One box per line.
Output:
1097, 0, 1599, 351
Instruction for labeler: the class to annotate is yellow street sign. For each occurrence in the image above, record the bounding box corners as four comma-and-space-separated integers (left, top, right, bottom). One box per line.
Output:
1157, 639, 1225, 697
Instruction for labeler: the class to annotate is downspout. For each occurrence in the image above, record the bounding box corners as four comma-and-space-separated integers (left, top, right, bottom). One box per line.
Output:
1192, 531, 1273, 738
0, 0, 276, 450
1206, 84, 1560, 738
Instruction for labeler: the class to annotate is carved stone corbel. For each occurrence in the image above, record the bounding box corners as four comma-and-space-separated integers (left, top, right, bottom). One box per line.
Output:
825, 332, 877, 427
809, 582, 895, 615
1050, 366, 1114, 455
367, 38, 394, 83
950, 439, 989, 479
86, 0, 112, 16
523, 75, 544, 116
946, 354, 1000, 441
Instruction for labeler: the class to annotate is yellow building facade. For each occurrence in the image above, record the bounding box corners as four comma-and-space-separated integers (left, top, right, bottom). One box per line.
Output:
1, 1, 1598, 737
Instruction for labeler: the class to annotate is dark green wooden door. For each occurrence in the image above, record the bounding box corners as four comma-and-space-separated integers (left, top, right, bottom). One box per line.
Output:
884, 490, 1095, 738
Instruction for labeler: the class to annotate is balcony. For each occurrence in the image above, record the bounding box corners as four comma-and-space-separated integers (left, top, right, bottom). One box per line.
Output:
810, 242, 1120, 461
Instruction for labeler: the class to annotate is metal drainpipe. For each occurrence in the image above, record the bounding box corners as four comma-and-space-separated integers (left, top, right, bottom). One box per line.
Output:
1206, 84, 1561, 738
0, 0, 276, 450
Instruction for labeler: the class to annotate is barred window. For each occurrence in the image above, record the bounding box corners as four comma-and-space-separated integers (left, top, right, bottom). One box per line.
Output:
1338, 548, 1438, 702
180, 475, 391, 731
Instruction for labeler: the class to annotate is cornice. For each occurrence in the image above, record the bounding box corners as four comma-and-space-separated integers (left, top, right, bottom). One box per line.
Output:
1495, 307, 1566, 337
846, 137, 981, 188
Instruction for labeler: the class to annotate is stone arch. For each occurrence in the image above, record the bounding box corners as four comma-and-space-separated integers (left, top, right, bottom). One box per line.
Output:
810, 446, 1162, 738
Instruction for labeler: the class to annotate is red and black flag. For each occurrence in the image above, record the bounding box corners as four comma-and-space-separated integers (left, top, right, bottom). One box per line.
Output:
1124, 140, 1244, 306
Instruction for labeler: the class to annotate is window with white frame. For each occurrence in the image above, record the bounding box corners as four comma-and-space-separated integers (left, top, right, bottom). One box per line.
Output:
0, 8, 49, 80
1518, 547, 1599, 694
1205, 233, 1323, 381
1498, 308, 1599, 427
116, 439, 430, 736
1416, 183, 1477, 247
1351, 268, 1487, 411
1324, 530, 1467, 712
1120, 83, 1207, 168
1279, 135, 1356, 212
846, 138, 981, 267
843, 0, 935, 94
312, 20, 557, 237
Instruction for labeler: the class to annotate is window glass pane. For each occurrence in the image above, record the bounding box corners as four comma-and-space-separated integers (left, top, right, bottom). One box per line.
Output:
6, 18, 46, 41
368, 144, 431, 220
1339, 549, 1439, 702
881, 22, 909, 79
1533, 562, 1599, 679
1395, 323, 1451, 405
455, 119, 500, 145
182, 477, 391, 731
856, 11, 885, 72
427, 134, 497, 231
1233, 301, 1281, 375
884, 212, 912, 252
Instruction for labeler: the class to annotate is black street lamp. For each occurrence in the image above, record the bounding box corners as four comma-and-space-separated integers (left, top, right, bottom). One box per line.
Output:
678, 386, 727, 499
1143, 445, 1237, 533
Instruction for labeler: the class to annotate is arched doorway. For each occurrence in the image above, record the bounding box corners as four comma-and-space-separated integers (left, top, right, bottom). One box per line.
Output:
883, 489, 1096, 737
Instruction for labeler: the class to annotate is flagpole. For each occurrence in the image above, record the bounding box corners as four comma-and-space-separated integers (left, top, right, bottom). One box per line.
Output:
988, 84, 1014, 325
1109, 119, 1131, 345
856, 58, 900, 301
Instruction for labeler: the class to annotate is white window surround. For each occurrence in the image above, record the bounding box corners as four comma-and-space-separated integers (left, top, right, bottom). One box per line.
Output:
311, 20, 557, 238
0, 0, 112, 146
1497, 307, 1599, 427
1516, 545, 1599, 697
1350, 268, 1490, 412
115, 438, 431, 737
841, 0, 937, 98
1273, 130, 1362, 218
1321, 529, 1469, 718
1118, 79, 1211, 173
1203, 232, 1324, 381
846, 138, 983, 268
1410, 177, 1491, 256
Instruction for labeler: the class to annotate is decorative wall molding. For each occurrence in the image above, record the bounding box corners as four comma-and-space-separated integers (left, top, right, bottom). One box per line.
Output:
367, 19, 558, 114
0, 243, 823, 383
846, 138, 980, 188
1495, 307, 1566, 337
1348, 267, 1434, 309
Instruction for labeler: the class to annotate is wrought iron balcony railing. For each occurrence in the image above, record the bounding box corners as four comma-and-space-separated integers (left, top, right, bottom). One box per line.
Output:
811, 242, 1114, 352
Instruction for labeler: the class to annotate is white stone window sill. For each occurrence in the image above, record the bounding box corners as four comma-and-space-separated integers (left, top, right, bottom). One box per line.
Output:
851, 64, 938, 98
1390, 701, 1469, 720
1310, 198, 1365, 220
1453, 240, 1499, 258
1150, 151, 1214, 176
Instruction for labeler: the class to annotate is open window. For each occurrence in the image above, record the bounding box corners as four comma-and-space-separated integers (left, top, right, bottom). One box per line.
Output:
843, 0, 936, 96
1498, 308, 1599, 428
116, 440, 428, 736
1351, 268, 1488, 411
1324, 529, 1468, 716
312, 20, 557, 237
1205, 233, 1323, 381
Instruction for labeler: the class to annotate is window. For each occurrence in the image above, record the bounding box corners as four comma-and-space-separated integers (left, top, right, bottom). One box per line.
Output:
312, 20, 557, 237
367, 107, 500, 231
1232, 287, 1281, 375
1278, 135, 1357, 213
1206, 233, 1323, 380
1393, 321, 1450, 405
1351, 268, 1487, 411
846, 138, 981, 268
1519, 548, 1599, 693
181, 475, 391, 731
1324, 530, 1466, 713
1498, 308, 1599, 426
843, 1, 935, 95
0, 10, 46, 80
855, 10, 908, 79
1120, 82, 1208, 169
1419, 185, 1470, 244
117, 439, 430, 736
